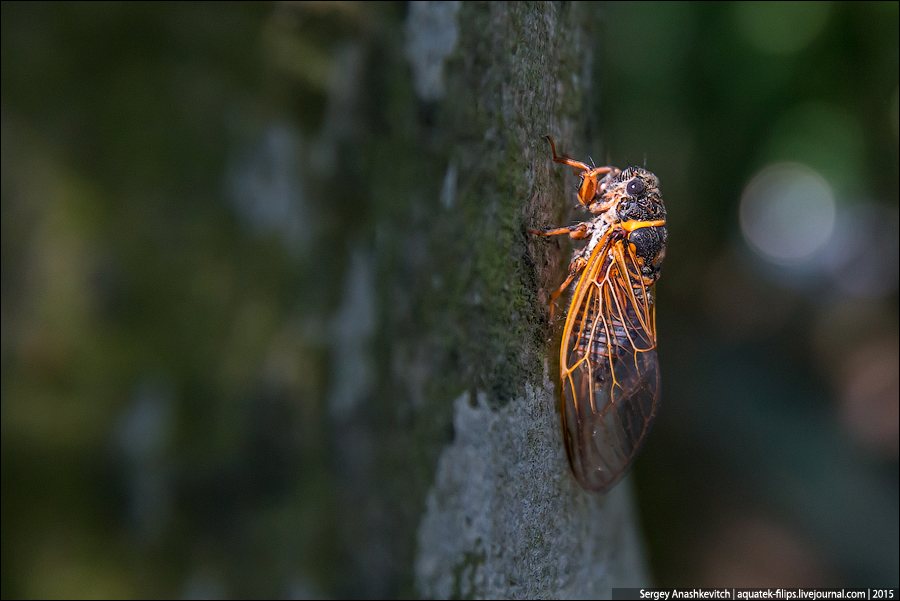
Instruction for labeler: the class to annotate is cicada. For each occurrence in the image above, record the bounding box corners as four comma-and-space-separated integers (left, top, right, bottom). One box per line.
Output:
530, 136, 667, 493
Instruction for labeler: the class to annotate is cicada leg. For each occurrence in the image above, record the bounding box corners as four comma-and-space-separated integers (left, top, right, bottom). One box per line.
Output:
546, 136, 594, 175
546, 256, 589, 316
528, 222, 592, 317
546, 136, 621, 209
526, 222, 589, 239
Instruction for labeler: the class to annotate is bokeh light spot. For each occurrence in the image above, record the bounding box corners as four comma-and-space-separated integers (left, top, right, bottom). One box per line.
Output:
735, 1, 832, 55
740, 163, 836, 265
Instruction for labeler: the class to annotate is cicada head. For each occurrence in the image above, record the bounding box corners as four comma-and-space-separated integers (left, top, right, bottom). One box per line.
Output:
600, 167, 665, 222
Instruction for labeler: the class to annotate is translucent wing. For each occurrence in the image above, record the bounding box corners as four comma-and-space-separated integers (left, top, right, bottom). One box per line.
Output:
559, 229, 660, 492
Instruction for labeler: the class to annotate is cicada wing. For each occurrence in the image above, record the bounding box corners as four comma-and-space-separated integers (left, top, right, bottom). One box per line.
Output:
559, 242, 661, 493
561, 348, 659, 492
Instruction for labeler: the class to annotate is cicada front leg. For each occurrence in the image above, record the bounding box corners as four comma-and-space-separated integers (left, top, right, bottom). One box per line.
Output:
545, 136, 621, 210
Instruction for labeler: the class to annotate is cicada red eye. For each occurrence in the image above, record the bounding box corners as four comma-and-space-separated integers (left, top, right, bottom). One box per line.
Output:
529, 139, 666, 493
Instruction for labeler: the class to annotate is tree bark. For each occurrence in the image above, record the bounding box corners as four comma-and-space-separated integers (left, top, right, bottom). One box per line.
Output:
324, 2, 651, 597
0, 2, 651, 598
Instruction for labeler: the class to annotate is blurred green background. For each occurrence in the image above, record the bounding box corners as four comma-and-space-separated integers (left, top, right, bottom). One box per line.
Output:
2, 1, 897, 597
599, 1, 898, 588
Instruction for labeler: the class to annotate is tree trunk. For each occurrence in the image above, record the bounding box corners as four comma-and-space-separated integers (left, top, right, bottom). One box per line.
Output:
325, 2, 651, 597
0, 2, 651, 598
